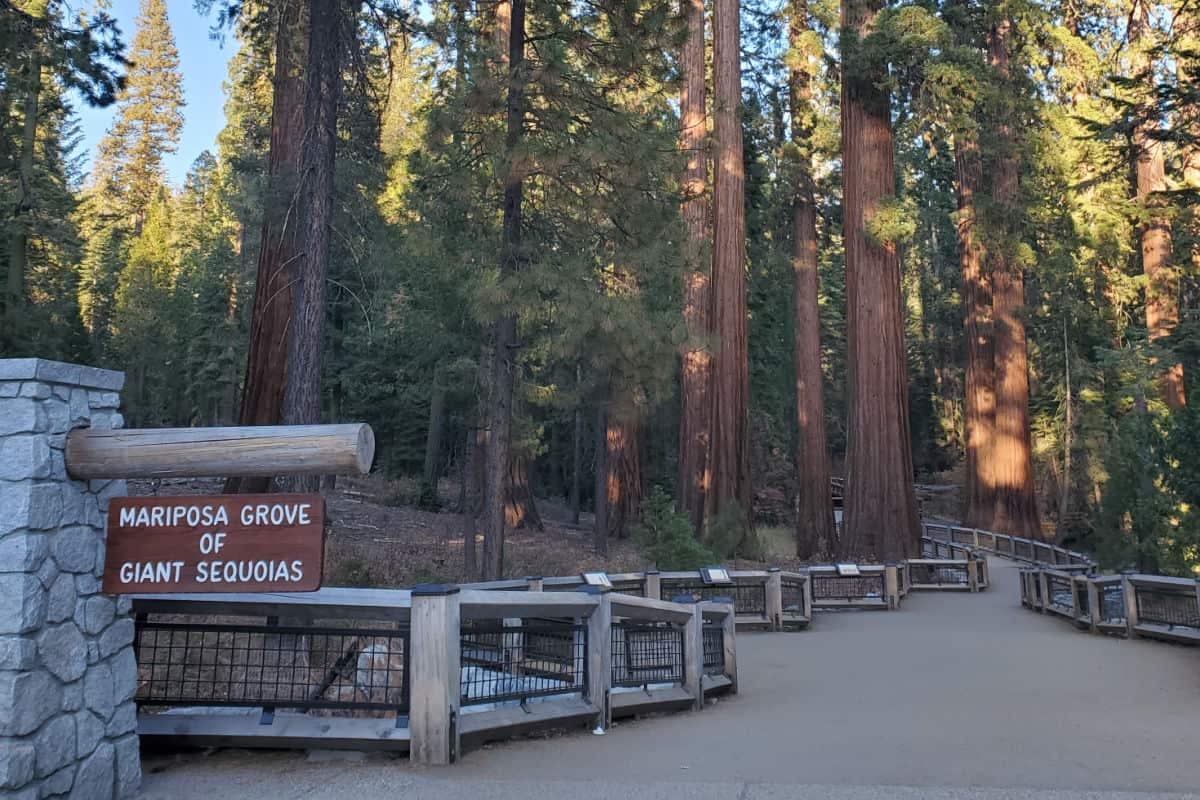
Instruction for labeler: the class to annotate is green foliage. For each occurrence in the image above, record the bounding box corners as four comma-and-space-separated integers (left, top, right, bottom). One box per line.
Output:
633, 487, 715, 570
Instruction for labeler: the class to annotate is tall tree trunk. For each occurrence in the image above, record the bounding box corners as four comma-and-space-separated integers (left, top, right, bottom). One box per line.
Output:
227, 0, 309, 493
988, 18, 1042, 538
788, 0, 835, 560
504, 456, 542, 530
1131, 3, 1185, 409
570, 384, 583, 526
6, 34, 41, 314
1056, 318, 1073, 540
481, 0, 526, 580
422, 379, 446, 504
593, 406, 609, 555
677, 0, 711, 535
282, 0, 343, 493
707, 0, 752, 537
839, 0, 920, 560
605, 408, 645, 539
956, 135, 995, 528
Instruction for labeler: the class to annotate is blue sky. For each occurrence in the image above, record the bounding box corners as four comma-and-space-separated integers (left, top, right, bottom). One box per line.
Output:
75, 0, 235, 187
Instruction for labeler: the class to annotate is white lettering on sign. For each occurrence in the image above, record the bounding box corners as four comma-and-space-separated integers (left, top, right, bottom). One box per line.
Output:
117, 504, 229, 528
239, 503, 313, 527
118, 560, 186, 584
195, 560, 305, 584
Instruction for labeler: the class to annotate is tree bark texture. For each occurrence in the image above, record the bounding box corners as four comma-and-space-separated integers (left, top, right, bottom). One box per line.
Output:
282, 0, 344, 494
504, 456, 542, 531
987, 19, 1042, 538
228, 0, 308, 493
788, 0, 835, 560
956, 135, 996, 528
677, 0, 712, 535
838, 0, 920, 560
605, 410, 644, 539
706, 0, 753, 535
593, 406, 609, 555
481, 0, 526, 580
1131, 3, 1185, 409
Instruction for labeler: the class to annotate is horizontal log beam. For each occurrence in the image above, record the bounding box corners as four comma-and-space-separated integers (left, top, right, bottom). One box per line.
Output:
65, 424, 375, 479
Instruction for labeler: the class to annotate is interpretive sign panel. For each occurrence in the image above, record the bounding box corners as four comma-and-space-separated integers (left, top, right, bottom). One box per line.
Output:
102, 494, 325, 593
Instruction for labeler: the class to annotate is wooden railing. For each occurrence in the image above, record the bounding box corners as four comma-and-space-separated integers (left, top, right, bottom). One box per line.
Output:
1019, 567, 1200, 645
922, 522, 1094, 569
129, 584, 737, 765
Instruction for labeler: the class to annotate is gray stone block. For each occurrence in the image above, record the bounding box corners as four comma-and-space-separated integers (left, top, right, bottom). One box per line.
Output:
17, 383, 50, 400
35, 557, 57, 589
76, 597, 114, 636
0, 534, 47, 573
109, 649, 137, 704
0, 399, 38, 436
46, 574, 76, 623
113, 734, 139, 797
83, 664, 113, 721
0, 671, 61, 736
51, 386, 69, 400
68, 742, 113, 800
25, 485, 62, 532
63, 681, 82, 712
0, 359, 40, 381
0, 574, 46, 635
0, 636, 36, 670
75, 366, 124, 392
0, 484, 32, 536
87, 412, 124, 432
103, 702, 135, 738
86, 641, 99, 665
58, 487, 87, 527
0, 740, 35, 789
73, 712, 104, 758
39, 764, 76, 798
49, 451, 67, 481
97, 620, 133, 661
31, 361, 82, 386
51, 528, 95, 574
0, 436, 52, 480
92, 481, 124, 513
33, 715, 75, 778
114, 597, 130, 616
44, 398, 69, 435
6, 786, 38, 800
73, 575, 99, 597
68, 391, 90, 429
0, 382, 19, 398
86, 393, 119, 410
37, 623, 88, 683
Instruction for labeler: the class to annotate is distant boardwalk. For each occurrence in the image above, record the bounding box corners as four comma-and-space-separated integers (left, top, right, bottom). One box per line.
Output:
138, 557, 1200, 799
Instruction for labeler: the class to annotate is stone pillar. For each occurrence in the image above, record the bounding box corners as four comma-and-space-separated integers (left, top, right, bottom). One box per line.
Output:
0, 359, 139, 800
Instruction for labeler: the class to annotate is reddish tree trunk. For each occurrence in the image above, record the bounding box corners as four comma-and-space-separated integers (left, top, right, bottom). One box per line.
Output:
605, 410, 644, 539
956, 135, 995, 528
593, 406, 609, 555
282, 0, 344, 493
481, 0, 526, 580
987, 19, 1042, 538
227, 0, 308, 494
838, 0, 920, 560
677, 0, 711, 535
504, 456, 542, 531
1132, 5, 1185, 409
788, 0, 835, 559
706, 0, 752, 536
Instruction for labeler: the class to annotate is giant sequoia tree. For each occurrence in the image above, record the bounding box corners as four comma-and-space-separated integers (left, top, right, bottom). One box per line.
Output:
839, 0, 920, 559
707, 0, 752, 536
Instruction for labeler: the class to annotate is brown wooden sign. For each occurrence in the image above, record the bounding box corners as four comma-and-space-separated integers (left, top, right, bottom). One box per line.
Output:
103, 494, 325, 593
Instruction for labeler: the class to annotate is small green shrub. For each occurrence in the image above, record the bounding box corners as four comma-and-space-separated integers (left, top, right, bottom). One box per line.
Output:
633, 487, 716, 569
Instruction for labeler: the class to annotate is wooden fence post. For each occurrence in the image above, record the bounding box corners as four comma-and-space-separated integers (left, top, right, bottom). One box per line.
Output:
1036, 571, 1049, 613
719, 603, 738, 693
766, 568, 783, 628
802, 569, 814, 620
1086, 578, 1101, 633
1122, 574, 1140, 638
644, 569, 661, 600
579, 587, 611, 731
884, 564, 900, 609
967, 553, 979, 593
684, 601, 703, 711
410, 584, 461, 765
526, 576, 544, 592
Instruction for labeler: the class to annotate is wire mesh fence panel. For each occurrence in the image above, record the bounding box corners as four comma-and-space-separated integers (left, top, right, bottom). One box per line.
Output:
781, 577, 807, 614
1098, 582, 1126, 623
134, 618, 410, 713
611, 623, 685, 687
810, 574, 885, 601
1033, 573, 1043, 604
908, 562, 969, 586
660, 581, 766, 616
1047, 575, 1074, 612
460, 620, 587, 706
1015, 540, 1034, 560
702, 625, 725, 676
610, 580, 644, 597
921, 540, 937, 558
1074, 581, 1090, 618
1134, 587, 1200, 629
